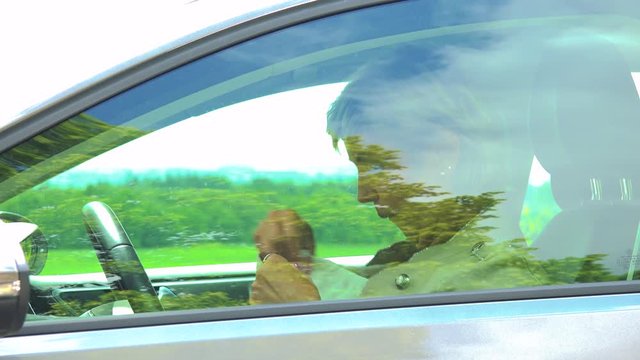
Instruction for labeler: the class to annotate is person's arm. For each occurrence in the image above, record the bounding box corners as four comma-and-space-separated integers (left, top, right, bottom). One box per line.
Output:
250, 210, 319, 304
250, 253, 320, 304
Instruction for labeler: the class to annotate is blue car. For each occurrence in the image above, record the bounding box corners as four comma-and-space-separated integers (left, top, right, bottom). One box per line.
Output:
2, 0, 640, 358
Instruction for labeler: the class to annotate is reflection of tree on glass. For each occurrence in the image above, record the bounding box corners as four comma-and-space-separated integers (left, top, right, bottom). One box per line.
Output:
324, 135, 549, 296
249, 43, 625, 303
329, 46, 618, 294
250, 45, 552, 302
339, 135, 505, 267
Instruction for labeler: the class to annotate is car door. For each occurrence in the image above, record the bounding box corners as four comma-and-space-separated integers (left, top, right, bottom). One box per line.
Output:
2, 0, 640, 358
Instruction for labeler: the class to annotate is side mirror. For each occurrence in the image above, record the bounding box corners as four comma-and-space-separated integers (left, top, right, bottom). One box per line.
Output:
0, 222, 36, 337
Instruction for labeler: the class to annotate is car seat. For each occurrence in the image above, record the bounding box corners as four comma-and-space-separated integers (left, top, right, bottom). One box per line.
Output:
529, 37, 640, 279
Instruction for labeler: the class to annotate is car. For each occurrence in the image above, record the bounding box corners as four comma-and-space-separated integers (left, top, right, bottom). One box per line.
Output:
2, 0, 640, 358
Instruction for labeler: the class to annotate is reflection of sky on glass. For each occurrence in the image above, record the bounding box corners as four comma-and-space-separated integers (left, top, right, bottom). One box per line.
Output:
70, 83, 352, 176
344, 26, 640, 191
54, 17, 640, 187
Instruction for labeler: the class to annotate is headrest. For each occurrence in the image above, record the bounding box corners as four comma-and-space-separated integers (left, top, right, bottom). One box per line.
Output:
529, 38, 640, 207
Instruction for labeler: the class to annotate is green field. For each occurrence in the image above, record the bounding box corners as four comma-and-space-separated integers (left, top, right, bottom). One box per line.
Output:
7, 170, 561, 276
41, 243, 383, 275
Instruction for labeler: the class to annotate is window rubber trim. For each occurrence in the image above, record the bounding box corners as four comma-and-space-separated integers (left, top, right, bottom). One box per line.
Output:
12, 280, 640, 336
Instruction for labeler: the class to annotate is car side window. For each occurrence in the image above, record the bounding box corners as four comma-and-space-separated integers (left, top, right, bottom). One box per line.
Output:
2, 0, 639, 321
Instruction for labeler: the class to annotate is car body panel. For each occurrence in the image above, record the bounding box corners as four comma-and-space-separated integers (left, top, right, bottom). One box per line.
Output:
3, 293, 640, 359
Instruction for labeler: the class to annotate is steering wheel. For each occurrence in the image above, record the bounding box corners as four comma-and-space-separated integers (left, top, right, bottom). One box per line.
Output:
82, 201, 163, 312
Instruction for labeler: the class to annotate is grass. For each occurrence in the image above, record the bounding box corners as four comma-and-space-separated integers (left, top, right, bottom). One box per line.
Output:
40, 242, 385, 275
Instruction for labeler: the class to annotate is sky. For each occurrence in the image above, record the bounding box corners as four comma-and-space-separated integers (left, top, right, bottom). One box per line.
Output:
0, 0, 293, 125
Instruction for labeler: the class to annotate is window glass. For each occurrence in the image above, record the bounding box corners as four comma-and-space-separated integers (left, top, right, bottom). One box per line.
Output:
2, 0, 640, 320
